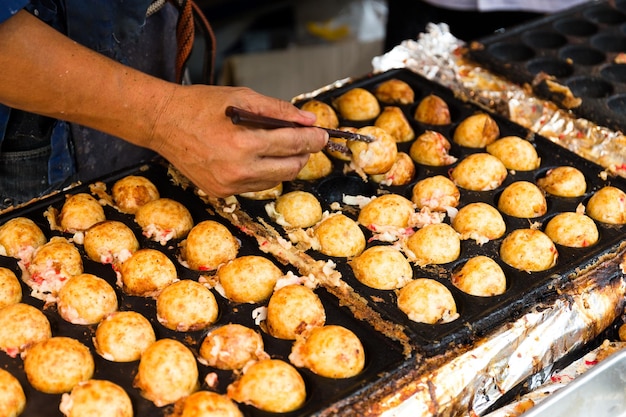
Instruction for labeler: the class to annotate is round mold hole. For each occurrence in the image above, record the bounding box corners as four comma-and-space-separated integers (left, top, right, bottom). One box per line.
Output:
590, 33, 626, 52
315, 175, 376, 205
559, 44, 605, 66
522, 30, 567, 49
526, 57, 573, 78
486, 41, 534, 62
566, 76, 613, 99
553, 17, 598, 37
601, 64, 626, 84
606, 94, 626, 116
583, 4, 626, 25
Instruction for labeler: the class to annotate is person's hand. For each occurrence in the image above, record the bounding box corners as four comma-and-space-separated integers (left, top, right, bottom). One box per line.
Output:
148, 85, 329, 198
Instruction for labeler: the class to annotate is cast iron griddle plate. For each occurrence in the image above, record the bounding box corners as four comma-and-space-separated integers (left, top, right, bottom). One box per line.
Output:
467, 0, 626, 133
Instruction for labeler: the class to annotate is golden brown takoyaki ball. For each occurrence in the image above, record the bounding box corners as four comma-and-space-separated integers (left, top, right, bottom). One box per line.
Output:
199, 323, 269, 371
134, 338, 199, 407
500, 228, 558, 272
451, 256, 507, 296
452, 112, 500, 148
94, 311, 156, 362
112, 174, 160, 214
313, 213, 366, 258
374, 78, 415, 105
486, 136, 541, 171
24, 336, 94, 394
0, 368, 25, 417
370, 152, 416, 186
0, 302, 51, 358
59, 193, 106, 233
59, 379, 133, 417
301, 99, 339, 129
0, 267, 21, 309
536, 166, 587, 197
119, 248, 178, 297
451, 202, 506, 243
217, 255, 283, 304
238, 182, 283, 200
274, 190, 323, 228
156, 279, 218, 331
397, 278, 458, 324
332, 87, 381, 121
289, 324, 365, 378
450, 153, 508, 191
83, 220, 139, 265
411, 175, 460, 211
349, 245, 413, 290
181, 220, 240, 271
135, 197, 194, 244
266, 284, 326, 340
226, 359, 306, 413
0, 216, 46, 260
173, 391, 244, 417
358, 193, 416, 230
296, 151, 333, 181
374, 106, 415, 142
409, 130, 458, 167
586, 186, 626, 225
326, 127, 354, 162
544, 212, 599, 248
413, 94, 451, 125
498, 181, 547, 218
57, 273, 118, 325
348, 126, 398, 175
406, 223, 460, 266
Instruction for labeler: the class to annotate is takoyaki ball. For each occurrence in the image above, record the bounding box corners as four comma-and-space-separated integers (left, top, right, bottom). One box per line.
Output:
586, 186, 626, 225
57, 273, 118, 325
135, 197, 194, 244
358, 193, 416, 230
409, 130, 458, 167
326, 128, 354, 162
59, 379, 133, 417
266, 284, 326, 340
296, 151, 333, 180
0, 303, 51, 358
0, 267, 21, 309
411, 175, 460, 211
156, 279, 218, 331
112, 174, 160, 214
181, 220, 240, 271
227, 359, 306, 413
374, 106, 415, 142
313, 213, 366, 258
332, 87, 381, 121
452, 112, 500, 148
0, 216, 46, 260
348, 126, 398, 175
498, 181, 547, 218
239, 182, 283, 200
134, 338, 199, 407
413, 94, 451, 125
199, 324, 269, 371
486, 136, 541, 171
59, 193, 106, 233
0, 368, 25, 417
301, 99, 339, 129
94, 311, 156, 362
274, 190, 323, 229
289, 324, 365, 379
173, 391, 243, 417
451, 256, 506, 297
119, 248, 177, 297
397, 278, 458, 324
217, 255, 283, 304
83, 220, 139, 265
536, 166, 587, 197
349, 245, 413, 290
24, 336, 94, 394
374, 78, 415, 105
370, 152, 416, 186
451, 202, 506, 243
406, 223, 460, 266
500, 228, 558, 272
544, 212, 599, 248
450, 153, 508, 191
